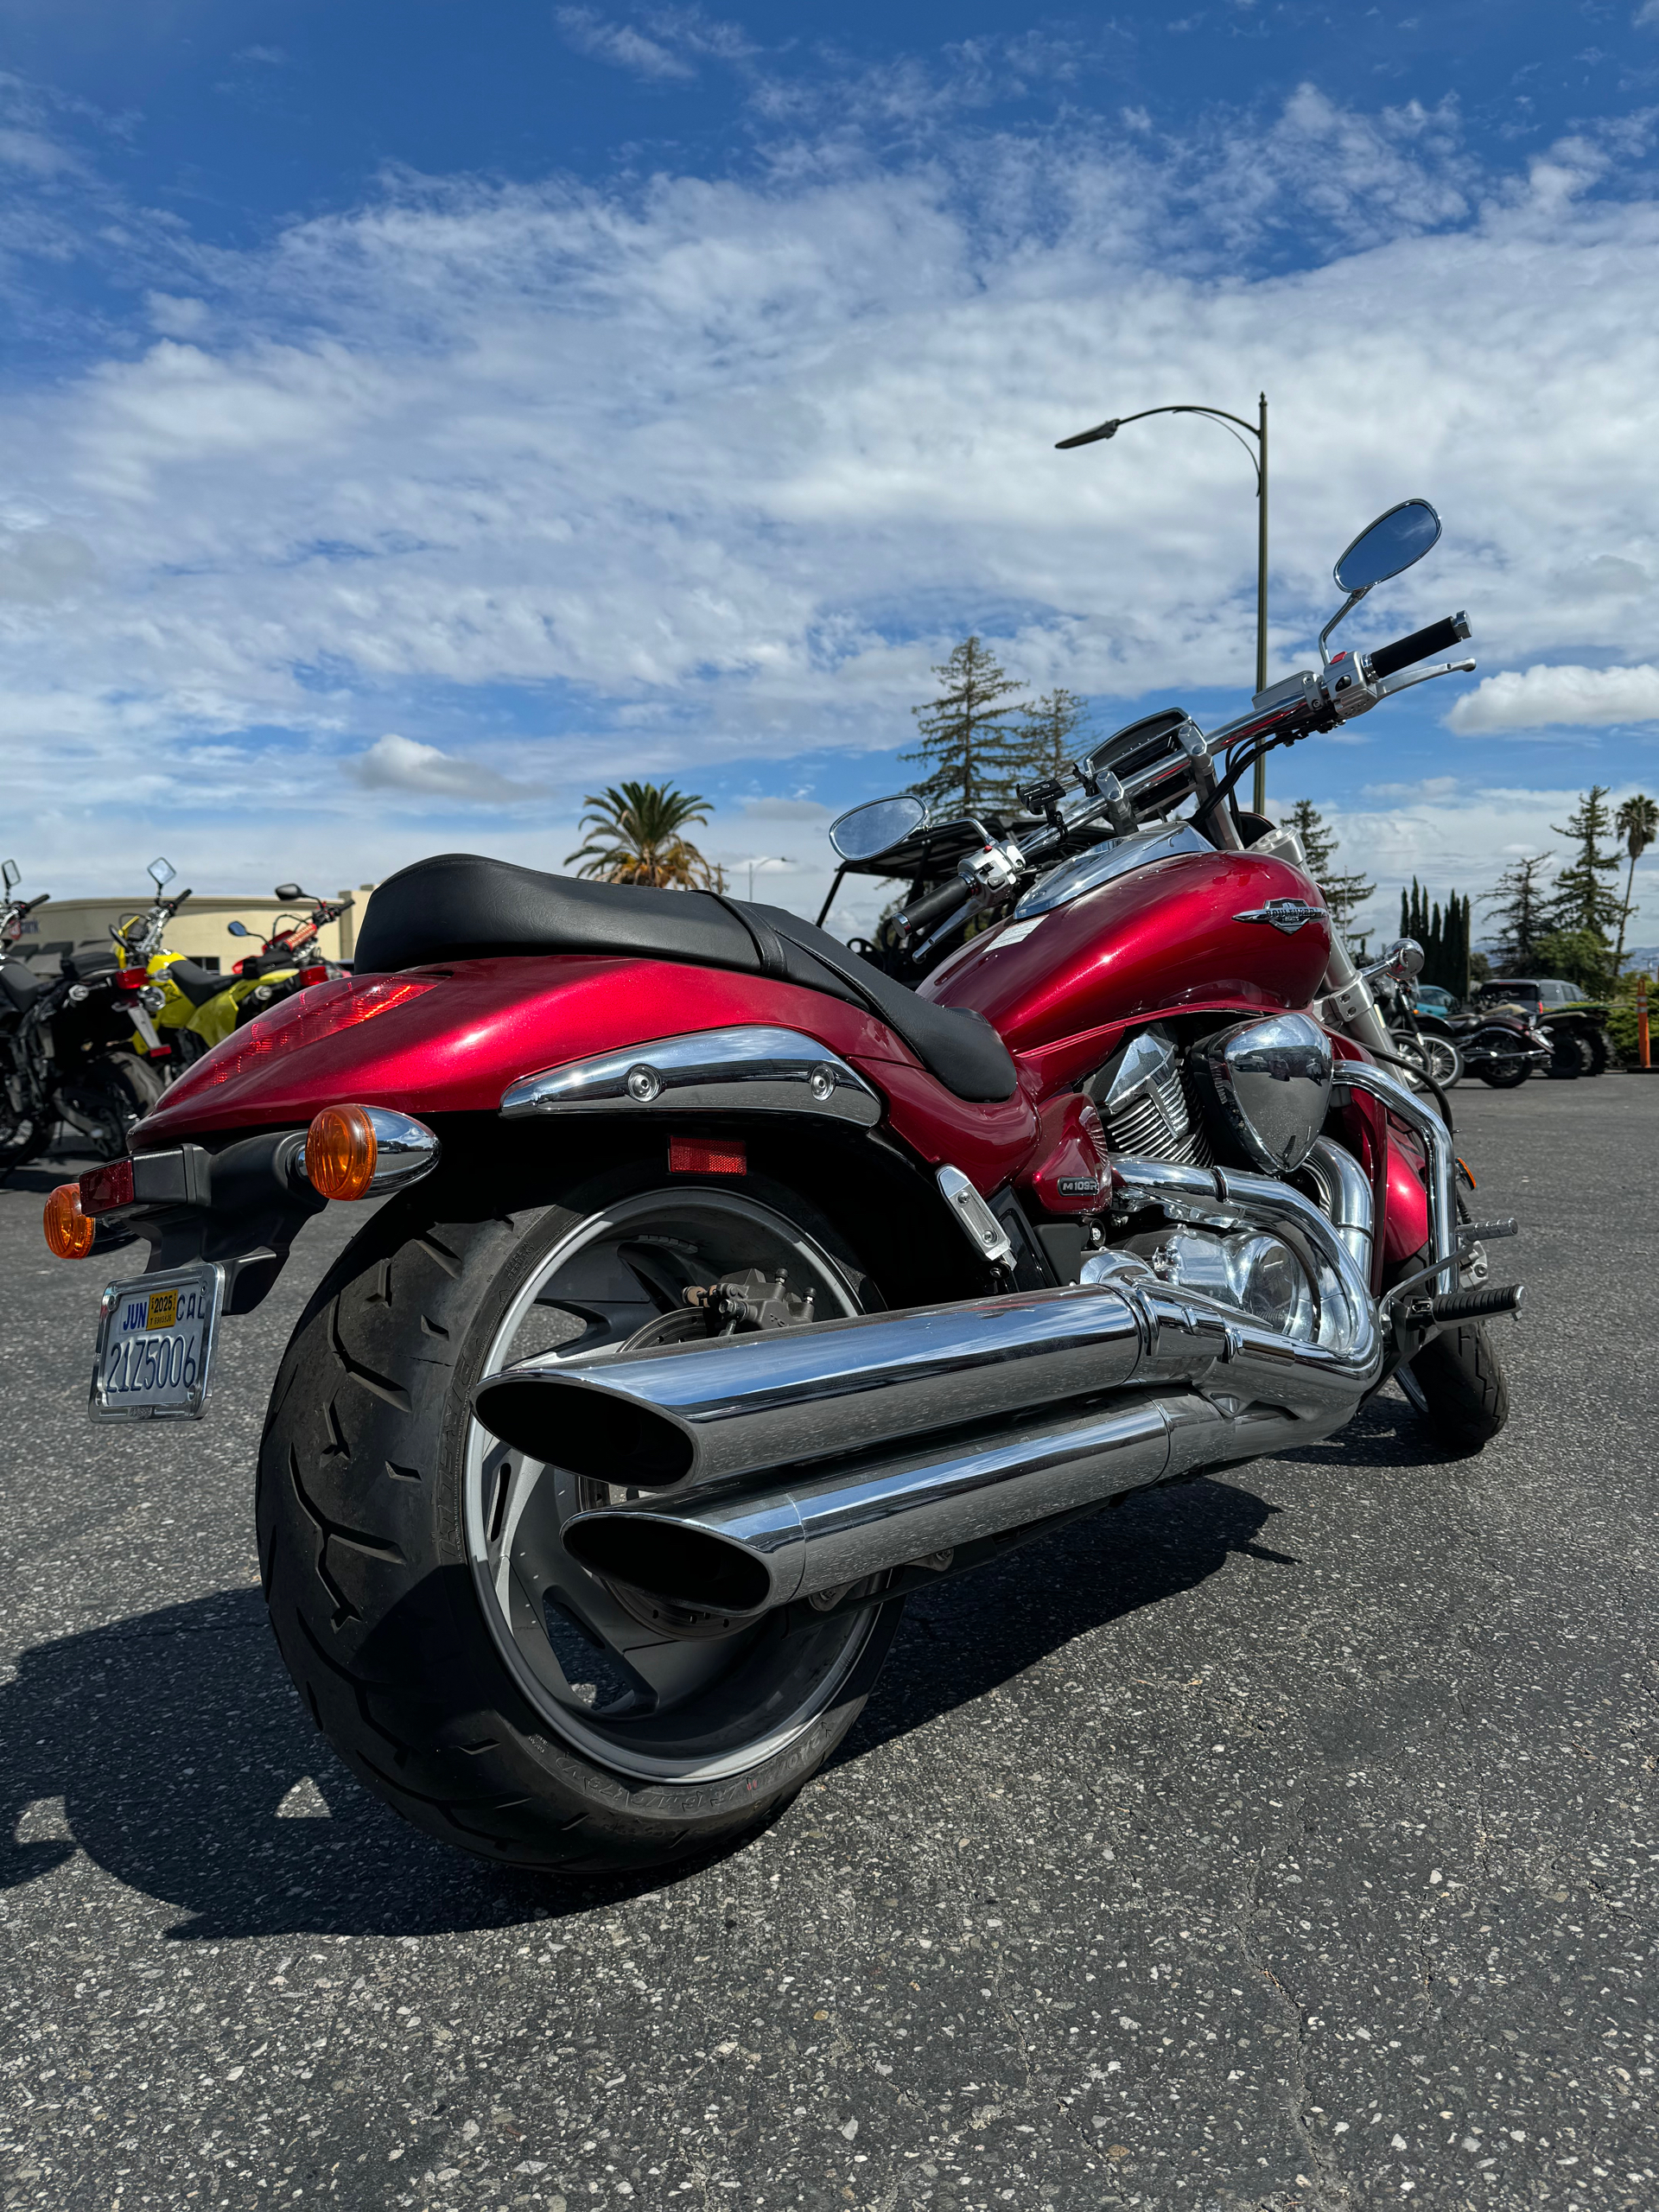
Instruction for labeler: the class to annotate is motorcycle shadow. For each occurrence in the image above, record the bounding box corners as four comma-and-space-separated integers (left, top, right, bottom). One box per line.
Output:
0, 1407, 1435, 1940
0, 1586, 563, 1942
836, 1389, 1443, 1766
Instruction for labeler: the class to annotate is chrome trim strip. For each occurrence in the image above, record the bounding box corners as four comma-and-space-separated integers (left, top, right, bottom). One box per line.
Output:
499, 1025, 881, 1127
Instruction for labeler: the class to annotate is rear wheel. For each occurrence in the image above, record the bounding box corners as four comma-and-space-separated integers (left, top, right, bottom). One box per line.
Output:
256, 1156, 904, 1872
64, 1049, 165, 1158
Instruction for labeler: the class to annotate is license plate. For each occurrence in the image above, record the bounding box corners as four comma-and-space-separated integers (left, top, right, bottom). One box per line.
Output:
90, 1262, 224, 1421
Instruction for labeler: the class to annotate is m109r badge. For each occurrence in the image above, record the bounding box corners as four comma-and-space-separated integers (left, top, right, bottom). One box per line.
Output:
1235, 897, 1324, 934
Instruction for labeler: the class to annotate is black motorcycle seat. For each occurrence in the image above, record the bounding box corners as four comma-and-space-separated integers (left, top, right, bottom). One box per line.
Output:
164, 959, 226, 1007
353, 853, 1019, 1103
62, 944, 118, 981
0, 959, 41, 1014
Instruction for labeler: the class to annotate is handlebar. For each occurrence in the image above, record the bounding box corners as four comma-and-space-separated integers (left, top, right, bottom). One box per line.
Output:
898, 874, 973, 938
1365, 612, 1470, 684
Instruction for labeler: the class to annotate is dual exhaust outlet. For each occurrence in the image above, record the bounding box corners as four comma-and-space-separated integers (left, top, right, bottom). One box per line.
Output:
474, 1146, 1388, 1621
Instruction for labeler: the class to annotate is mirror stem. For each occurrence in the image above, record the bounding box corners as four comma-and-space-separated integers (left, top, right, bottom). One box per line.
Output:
1254, 391, 1268, 819
815, 863, 848, 931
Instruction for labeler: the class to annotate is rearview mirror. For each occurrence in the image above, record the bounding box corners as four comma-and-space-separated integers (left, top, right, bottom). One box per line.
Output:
2, 858, 18, 891
1334, 500, 1441, 594
148, 855, 176, 889
273, 882, 304, 901
226, 919, 251, 938
829, 796, 928, 863
1368, 936, 1426, 985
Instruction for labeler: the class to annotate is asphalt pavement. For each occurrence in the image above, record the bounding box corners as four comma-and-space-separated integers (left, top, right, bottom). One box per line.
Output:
1, 1078, 1654, 2212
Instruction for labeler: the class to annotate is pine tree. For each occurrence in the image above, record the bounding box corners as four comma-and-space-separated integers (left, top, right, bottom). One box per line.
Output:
1481, 854, 1553, 976
1012, 688, 1092, 791
1548, 785, 1624, 940
903, 638, 1027, 817
1284, 799, 1376, 933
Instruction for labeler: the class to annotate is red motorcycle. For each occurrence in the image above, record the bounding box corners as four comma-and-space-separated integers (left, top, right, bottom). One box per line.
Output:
44, 499, 1521, 1875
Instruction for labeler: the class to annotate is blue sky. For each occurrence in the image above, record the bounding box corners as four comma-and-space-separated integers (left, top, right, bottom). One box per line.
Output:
3, 0, 1659, 943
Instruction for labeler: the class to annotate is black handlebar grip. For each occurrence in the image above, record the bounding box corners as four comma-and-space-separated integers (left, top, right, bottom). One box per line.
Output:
899, 873, 972, 938
1366, 612, 1471, 683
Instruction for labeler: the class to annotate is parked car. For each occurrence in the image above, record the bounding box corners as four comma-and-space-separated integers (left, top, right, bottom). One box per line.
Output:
1473, 977, 1611, 1077
1414, 983, 1460, 1017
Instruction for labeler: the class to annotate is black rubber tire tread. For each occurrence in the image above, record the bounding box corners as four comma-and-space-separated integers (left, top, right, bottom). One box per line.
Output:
1547, 1029, 1582, 1080
1475, 1058, 1530, 1089
1402, 1319, 1510, 1450
255, 1161, 903, 1874
1586, 1027, 1611, 1076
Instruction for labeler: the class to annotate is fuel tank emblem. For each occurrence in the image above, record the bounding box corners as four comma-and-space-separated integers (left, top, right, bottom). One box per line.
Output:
1235, 897, 1324, 934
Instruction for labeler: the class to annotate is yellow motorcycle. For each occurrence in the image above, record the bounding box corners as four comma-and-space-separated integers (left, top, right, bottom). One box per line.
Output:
194, 883, 356, 1046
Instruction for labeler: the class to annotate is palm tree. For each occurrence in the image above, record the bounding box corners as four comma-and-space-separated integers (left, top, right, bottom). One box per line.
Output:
1613, 791, 1659, 973
566, 781, 716, 889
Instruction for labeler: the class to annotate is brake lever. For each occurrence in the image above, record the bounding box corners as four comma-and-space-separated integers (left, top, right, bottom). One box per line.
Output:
1374, 657, 1477, 701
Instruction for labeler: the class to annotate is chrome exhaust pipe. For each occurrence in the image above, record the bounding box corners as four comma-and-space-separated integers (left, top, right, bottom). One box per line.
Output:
561, 1374, 1352, 1615
474, 1157, 1375, 1494
544, 1164, 1382, 1617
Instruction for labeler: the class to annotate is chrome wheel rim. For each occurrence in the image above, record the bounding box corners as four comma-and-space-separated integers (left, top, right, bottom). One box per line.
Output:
462, 1185, 884, 1784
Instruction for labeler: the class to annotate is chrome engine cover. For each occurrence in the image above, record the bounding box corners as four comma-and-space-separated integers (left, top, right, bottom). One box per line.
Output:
1191, 1012, 1333, 1174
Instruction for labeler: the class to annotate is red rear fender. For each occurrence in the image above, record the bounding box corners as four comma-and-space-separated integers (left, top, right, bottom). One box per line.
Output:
132, 957, 1042, 1194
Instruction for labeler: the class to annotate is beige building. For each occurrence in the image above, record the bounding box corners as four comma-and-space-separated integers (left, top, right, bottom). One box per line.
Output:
16, 887, 376, 973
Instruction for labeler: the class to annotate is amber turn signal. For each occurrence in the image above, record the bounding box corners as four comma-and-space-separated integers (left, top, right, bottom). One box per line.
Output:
44, 1182, 97, 1259
304, 1103, 378, 1200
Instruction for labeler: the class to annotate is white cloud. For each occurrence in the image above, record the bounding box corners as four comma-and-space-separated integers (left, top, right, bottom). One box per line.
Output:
2, 87, 1659, 891
348, 734, 531, 801
144, 292, 211, 338
556, 9, 696, 79
1447, 664, 1659, 734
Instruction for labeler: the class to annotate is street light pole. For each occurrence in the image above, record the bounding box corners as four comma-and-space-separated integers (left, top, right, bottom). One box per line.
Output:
744, 855, 791, 902
1058, 393, 1271, 817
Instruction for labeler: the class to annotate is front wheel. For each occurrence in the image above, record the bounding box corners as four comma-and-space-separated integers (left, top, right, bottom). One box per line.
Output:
256, 1156, 905, 1872
1396, 1321, 1510, 1449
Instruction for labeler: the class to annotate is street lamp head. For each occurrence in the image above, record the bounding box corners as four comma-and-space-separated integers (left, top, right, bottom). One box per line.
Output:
1055, 418, 1120, 449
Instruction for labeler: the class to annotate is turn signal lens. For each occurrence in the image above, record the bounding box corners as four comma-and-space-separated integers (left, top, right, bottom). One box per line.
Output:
304, 1103, 378, 1199
44, 1182, 97, 1258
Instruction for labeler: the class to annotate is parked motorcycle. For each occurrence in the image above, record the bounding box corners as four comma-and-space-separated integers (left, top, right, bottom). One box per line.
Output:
1445, 999, 1553, 1089
0, 858, 175, 1174
105, 858, 231, 1073
1471, 978, 1612, 1079
182, 885, 356, 1049
44, 496, 1524, 1876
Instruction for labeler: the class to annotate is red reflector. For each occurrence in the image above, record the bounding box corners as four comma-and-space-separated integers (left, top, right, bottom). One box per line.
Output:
297, 963, 327, 986
117, 968, 149, 991
79, 1156, 135, 1217
669, 1136, 747, 1176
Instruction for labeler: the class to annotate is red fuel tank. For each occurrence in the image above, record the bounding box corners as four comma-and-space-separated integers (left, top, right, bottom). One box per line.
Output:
921, 840, 1331, 1088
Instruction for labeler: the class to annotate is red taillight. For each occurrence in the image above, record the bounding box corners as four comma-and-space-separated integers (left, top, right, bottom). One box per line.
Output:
669, 1136, 747, 1176
187, 976, 437, 1090
44, 1183, 96, 1258
79, 1158, 135, 1217
297, 963, 327, 986
117, 968, 149, 992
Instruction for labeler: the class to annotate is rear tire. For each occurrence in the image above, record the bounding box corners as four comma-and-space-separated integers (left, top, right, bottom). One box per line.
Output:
256, 1155, 904, 1873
